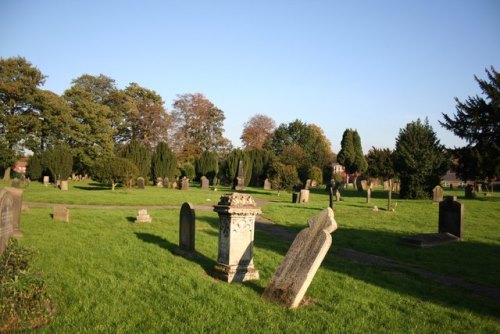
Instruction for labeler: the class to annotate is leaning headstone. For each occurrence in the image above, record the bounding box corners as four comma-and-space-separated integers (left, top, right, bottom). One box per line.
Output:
181, 177, 190, 190
135, 209, 152, 223
212, 193, 261, 282
299, 189, 310, 203
262, 207, 338, 308
156, 177, 163, 188
6, 188, 23, 239
464, 184, 475, 199
178, 202, 196, 256
163, 177, 170, 189
432, 185, 443, 203
137, 177, 145, 189
263, 178, 272, 190
11, 178, 20, 188
200, 176, 209, 190
304, 179, 312, 190
366, 188, 371, 203
60, 180, 68, 191
234, 160, 245, 190
439, 196, 464, 239
0, 189, 14, 255
53, 206, 69, 222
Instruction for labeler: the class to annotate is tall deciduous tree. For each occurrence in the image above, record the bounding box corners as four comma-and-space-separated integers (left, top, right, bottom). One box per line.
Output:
393, 119, 448, 199
240, 114, 276, 149
171, 93, 231, 161
440, 67, 500, 187
151, 142, 178, 182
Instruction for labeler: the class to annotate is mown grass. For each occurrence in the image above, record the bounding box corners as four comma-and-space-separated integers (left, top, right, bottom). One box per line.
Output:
4, 179, 500, 332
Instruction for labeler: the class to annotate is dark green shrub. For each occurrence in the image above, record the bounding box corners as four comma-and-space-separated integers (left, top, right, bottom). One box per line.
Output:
151, 142, 177, 181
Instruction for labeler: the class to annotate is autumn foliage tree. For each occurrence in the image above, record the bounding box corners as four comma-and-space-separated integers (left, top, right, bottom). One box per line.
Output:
240, 114, 276, 149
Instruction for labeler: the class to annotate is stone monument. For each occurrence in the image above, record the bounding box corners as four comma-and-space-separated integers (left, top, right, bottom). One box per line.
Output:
181, 177, 190, 190
212, 193, 261, 282
299, 189, 310, 203
262, 207, 338, 308
137, 177, 145, 189
0, 189, 14, 255
53, 206, 70, 222
200, 176, 209, 190
43, 176, 49, 186
263, 178, 271, 190
234, 160, 245, 191
178, 202, 196, 256
60, 180, 69, 191
465, 184, 475, 199
156, 177, 163, 188
135, 209, 152, 223
163, 177, 170, 189
304, 179, 312, 190
6, 188, 23, 238
366, 188, 371, 203
432, 185, 443, 203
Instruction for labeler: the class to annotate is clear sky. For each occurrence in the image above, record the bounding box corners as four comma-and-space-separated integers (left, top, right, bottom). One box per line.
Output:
1, 0, 499, 153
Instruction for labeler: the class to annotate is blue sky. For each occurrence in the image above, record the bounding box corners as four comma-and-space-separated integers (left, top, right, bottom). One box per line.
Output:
1, 0, 499, 153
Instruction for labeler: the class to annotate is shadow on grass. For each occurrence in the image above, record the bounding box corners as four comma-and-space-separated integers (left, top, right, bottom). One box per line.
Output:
73, 182, 112, 191
254, 223, 500, 319
126, 216, 136, 223
134, 232, 216, 276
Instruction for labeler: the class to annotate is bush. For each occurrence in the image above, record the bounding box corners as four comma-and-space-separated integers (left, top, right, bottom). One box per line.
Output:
268, 161, 299, 193
91, 155, 140, 190
195, 151, 218, 181
121, 140, 151, 179
180, 162, 195, 180
151, 142, 177, 181
28, 153, 42, 181
42, 144, 73, 181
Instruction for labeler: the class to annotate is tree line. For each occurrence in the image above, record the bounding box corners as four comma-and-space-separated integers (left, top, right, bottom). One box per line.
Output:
1, 57, 498, 198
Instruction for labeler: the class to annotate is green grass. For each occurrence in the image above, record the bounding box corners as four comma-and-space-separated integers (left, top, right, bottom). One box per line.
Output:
4, 179, 500, 332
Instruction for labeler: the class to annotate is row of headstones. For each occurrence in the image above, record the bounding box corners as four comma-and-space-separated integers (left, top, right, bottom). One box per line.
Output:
0, 188, 25, 255
433, 184, 484, 202
136, 177, 190, 190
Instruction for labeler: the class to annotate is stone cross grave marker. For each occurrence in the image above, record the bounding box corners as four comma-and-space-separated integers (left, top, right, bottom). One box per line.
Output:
178, 202, 196, 255
263, 178, 271, 190
53, 205, 69, 222
200, 176, 209, 190
212, 193, 260, 282
6, 188, 23, 238
432, 185, 444, 203
137, 177, 145, 189
0, 189, 14, 255
262, 207, 338, 308
135, 209, 152, 223
234, 160, 245, 190
439, 196, 464, 240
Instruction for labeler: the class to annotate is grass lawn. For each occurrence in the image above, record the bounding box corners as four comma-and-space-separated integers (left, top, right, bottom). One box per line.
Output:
4, 179, 500, 332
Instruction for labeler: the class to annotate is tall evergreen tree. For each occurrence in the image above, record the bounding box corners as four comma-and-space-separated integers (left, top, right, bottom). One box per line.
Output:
337, 129, 366, 184
393, 119, 448, 199
28, 153, 43, 181
121, 140, 151, 180
195, 151, 219, 181
42, 144, 73, 182
151, 142, 178, 181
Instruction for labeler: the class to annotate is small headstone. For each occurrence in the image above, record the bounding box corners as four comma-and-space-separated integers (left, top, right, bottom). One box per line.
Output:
383, 181, 389, 190
304, 179, 312, 190
234, 160, 245, 190
11, 178, 20, 188
172, 181, 178, 189
263, 178, 272, 190
53, 206, 69, 222
163, 177, 170, 189
262, 207, 338, 308
476, 183, 482, 193
6, 188, 23, 239
137, 177, 145, 189
360, 180, 368, 191
432, 185, 443, 203
366, 188, 371, 203
464, 184, 475, 198
135, 209, 152, 223
43, 176, 49, 186
60, 180, 68, 191
335, 190, 341, 202
439, 196, 464, 239
372, 206, 379, 211
181, 177, 190, 190
200, 176, 209, 190
178, 202, 196, 255
0, 189, 14, 255
156, 177, 163, 188
299, 189, 310, 203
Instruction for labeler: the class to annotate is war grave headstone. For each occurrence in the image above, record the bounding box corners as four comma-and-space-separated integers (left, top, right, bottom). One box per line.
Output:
234, 160, 245, 191
163, 177, 170, 189
212, 193, 260, 282
53, 206, 70, 222
60, 180, 69, 191
137, 177, 145, 189
176, 202, 196, 257
200, 176, 209, 190
6, 188, 23, 238
0, 189, 14, 255
299, 189, 310, 203
262, 207, 338, 308
156, 177, 164, 188
181, 177, 190, 190
432, 185, 443, 203
135, 209, 152, 223
401, 196, 464, 247
263, 178, 272, 190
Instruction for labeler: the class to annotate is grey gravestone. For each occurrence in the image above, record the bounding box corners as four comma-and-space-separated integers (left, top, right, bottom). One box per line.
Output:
0, 189, 14, 255
263, 178, 271, 190
6, 188, 23, 239
135, 209, 152, 223
137, 177, 145, 189
53, 206, 69, 222
212, 193, 260, 282
156, 177, 163, 188
234, 160, 245, 190
200, 176, 209, 190
163, 177, 170, 189
366, 188, 371, 203
432, 185, 443, 203
263, 207, 338, 308
465, 184, 475, 198
178, 202, 196, 255
304, 179, 312, 190
181, 177, 190, 190
299, 189, 310, 203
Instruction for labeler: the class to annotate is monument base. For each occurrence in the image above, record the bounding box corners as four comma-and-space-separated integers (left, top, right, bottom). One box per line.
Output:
173, 247, 197, 259
400, 232, 460, 248
212, 263, 259, 283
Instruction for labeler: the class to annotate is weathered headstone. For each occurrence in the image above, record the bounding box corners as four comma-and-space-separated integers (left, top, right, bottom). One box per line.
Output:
60, 180, 68, 191
181, 177, 190, 190
383, 181, 389, 190
6, 188, 23, 239
304, 179, 312, 190
299, 189, 310, 203
137, 177, 145, 189
263, 178, 271, 190
172, 181, 178, 190
212, 193, 261, 282
335, 190, 341, 202
163, 177, 170, 189
0, 189, 14, 255
465, 184, 475, 198
439, 196, 464, 239
311, 180, 318, 188
234, 160, 245, 190
53, 206, 69, 222
366, 188, 371, 203
156, 177, 163, 188
432, 185, 443, 203
178, 202, 196, 255
200, 176, 209, 190
135, 209, 152, 223
262, 207, 338, 308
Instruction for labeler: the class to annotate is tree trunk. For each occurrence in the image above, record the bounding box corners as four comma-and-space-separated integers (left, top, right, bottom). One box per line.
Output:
3, 167, 11, 180
388, 178, 392, 211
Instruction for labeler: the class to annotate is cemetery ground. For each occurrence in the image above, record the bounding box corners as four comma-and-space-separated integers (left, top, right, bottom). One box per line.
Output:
2, 180, 500, 333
